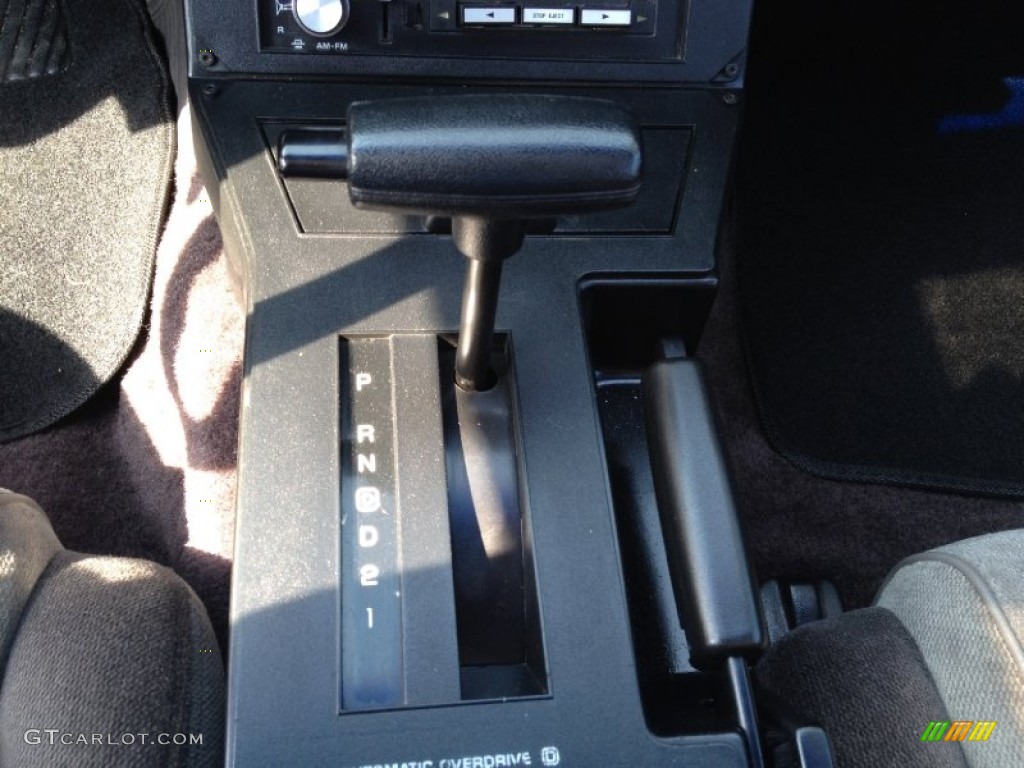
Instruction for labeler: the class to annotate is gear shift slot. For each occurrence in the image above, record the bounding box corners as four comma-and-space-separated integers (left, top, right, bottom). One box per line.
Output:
439, 336, 547, 700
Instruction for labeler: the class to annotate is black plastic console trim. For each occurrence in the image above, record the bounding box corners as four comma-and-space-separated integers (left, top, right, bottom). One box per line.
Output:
185, 0, 753, 84
191, 80, 745, 766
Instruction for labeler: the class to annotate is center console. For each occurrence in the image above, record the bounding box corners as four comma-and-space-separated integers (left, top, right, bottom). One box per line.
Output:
182, 0, 784, 764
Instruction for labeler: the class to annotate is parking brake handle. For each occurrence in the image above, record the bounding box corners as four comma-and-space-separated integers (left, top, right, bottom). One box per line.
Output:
278, 93, 642, 390
642, 350, 766, 669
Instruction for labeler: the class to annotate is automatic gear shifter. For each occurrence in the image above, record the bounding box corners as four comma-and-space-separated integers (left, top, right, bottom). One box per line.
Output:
278, 93, 643, 390
278, 94, 643, 705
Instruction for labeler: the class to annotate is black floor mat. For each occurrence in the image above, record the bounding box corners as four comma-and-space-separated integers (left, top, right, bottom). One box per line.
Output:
0, 0, 69, 81
0, 0, 173, 442
737, 1, 1024, 497
699, 210, 1024, 613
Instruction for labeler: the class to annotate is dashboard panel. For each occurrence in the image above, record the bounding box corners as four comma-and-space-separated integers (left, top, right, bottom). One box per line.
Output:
188, 0, 751, 83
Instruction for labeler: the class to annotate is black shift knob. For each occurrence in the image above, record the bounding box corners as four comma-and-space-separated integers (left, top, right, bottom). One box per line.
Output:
344, 94, 642, 217
279, 94, 643, 218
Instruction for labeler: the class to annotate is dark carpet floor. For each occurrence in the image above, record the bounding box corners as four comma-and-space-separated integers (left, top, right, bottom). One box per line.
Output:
0, 108, 242, 654
0, 0, 174, 442
736, 0, 1024, 496
700, 212, 1024, 609
712, 0, 1024, 604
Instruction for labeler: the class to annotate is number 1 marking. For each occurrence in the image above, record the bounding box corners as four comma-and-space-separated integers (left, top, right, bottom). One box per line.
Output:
366, 607, 374, 629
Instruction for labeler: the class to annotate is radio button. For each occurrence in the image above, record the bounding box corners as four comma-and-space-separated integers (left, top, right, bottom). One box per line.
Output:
579, 8, 631, 26
522, 7, 574, 24
294, 0, 349, 36
461, 6, 517, 24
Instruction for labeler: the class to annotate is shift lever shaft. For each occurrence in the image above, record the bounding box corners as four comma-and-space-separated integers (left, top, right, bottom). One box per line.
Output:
451, 218, 524, 390
456, 257, 501, 390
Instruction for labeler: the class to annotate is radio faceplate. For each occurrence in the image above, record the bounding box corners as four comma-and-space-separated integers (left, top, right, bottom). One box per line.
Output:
188, 0, 751, 83
259, 0, 673, 61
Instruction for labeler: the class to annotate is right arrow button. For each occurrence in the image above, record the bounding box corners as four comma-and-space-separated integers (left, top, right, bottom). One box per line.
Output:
579, 7, 631, 26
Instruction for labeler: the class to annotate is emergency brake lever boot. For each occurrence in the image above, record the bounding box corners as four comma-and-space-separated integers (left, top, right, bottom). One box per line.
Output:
279, 93, 643, 389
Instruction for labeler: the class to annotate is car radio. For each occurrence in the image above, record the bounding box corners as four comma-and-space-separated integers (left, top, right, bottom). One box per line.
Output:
258, 0, 664, 60
190, 0, 749, 83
